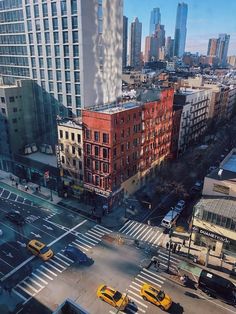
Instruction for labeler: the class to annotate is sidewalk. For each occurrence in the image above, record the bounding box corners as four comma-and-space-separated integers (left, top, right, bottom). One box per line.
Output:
0, 170, 147, 230
161, 231, 236, 284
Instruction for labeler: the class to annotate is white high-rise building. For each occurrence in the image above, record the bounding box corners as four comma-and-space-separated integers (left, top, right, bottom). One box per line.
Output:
0, 0, 123, 120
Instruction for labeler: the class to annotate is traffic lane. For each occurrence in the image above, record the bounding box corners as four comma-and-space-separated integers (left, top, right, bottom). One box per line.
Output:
0, 241, 30, 269
160, 277, 235, 314
0, 258, 13, 276
47, 210, 90, 229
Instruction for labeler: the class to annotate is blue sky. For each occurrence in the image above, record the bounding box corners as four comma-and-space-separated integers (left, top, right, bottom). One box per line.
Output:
124, 0, 236, 55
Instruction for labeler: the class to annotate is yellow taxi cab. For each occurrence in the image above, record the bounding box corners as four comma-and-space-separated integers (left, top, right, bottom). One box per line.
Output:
140, 283, 172, 311
97, 284, 129, 310
27, 239, 53, 261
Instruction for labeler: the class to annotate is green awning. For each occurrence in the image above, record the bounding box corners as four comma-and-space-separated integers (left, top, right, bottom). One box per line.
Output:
178, 261, 202, 277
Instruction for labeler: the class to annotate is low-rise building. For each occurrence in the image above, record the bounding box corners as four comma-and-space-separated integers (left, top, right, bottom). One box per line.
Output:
57, 119, 84, 196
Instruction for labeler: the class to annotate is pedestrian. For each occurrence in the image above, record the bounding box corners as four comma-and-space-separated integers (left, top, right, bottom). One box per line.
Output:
183, 239, 186, 247
173, 242, 177, 253
177, 244, 181, 253
155, 260, 160, 271
15, 182, 18, 188
170, 242, 174, 251
166, 242, 169, 250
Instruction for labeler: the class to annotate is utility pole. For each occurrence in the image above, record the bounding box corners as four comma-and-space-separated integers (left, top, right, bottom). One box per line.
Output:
187, 207, 195, 258
167, 209, 174, 273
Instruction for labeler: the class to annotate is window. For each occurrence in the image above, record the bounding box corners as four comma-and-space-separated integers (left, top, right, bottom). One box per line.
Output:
103, 133, 109, 143
66, 83, 71, 93
9, 96, 15, 102
60, 144, 64, 152
62, 17, 68, 29
78, 147, 82, 156
72, 16, 78, 29
55, 45, 60, 57
71, 0, 77, 14
95, 160, 99, 171
53, 32, 59, 43
40, 69, 45, 79
38, 45, 42, 56
77, 134, 81, 143
39, 58, 44, 68
36, 32, 41, 44
28, 33, 33, 44
1, 97, 5, 103
64, 58, 70, 69
42, 3, 48, 16
85, 129, 90, 139
64, 45, 69, 57
72, 31, 78, 43
59, 130, 63, 138
46, 45, 51, 56
45, 32, 50, 44
47, 58, 52, 68
72, 159, 76, 167
103, 163, 108, 173
57, 82, 62, 92
26, 6, 31, 18
35, 19, 40, 31
65, 71, 70, 81
73, 46, 79, 57
95, 146, 99, 156
51, 2, 57, 16
49, 82, 54, 92
55, 58, 61, 69
72, 146, 75, 154
62, 156, 65, 163
65, 131, 69, 139
94, 131, 100, 142
113, 148, 116, 157
74, 59, 79, 70
74, 72, 80, 82
44, 18, 49, 30
63, 31, 68, 43
76, 96, 81, 108
95, 176, 100, 186
27, 20, 32, 31
71, 133, 75, 141
103, 148, 108, 159
60, 0, 67, 15
67, 95, 72, 106
53, 18, 58, 30
86, 144, 91, 154
13, 107, 17, 112
48, 70, 53, 80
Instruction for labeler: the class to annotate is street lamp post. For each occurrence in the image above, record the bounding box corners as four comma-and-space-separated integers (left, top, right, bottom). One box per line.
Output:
187, 206, 196, 258
167, 209, 174, 273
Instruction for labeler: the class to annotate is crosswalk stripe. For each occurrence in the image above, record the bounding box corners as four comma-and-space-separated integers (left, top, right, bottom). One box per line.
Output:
54, 255, 70, 266
153, 232, 163, 245
159, 251, 180, 262
72, 241, 89, 251
91, 228, 104, 236
125, 222, 139, 235
130, 224, 146, 237
75, 238, 92, 248
48, 258, 66, 270
32, 273, 48, 285
21, 280, 39, 293
121, 220, 136, 233
94, 224, 112, 233
87, 229, 102, 237
158, 253, 179, 264
150, 231, 159, 243
136, 226, 150, 240
12, 288, 28, 301
142, 269, 166, 281
131, 281, 142, 288
140, 271, 164, 284
40, 265, 57, 277
46, 261, 63, 273
58, 252, 74, 263
118, 220, 131, 232
127, 289, 143, 300
85, 231, 101, 241
128, 295, 148, 308
80, 234, 98, 244
129, 285, 140, 292
137, 274, 162, 287
17, 283, 35, 297
140, 228, 153, 241
27, 277, 43, 289
36, 269, 53, 280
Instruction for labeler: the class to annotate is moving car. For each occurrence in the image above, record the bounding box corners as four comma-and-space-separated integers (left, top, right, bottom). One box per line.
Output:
27, 239, 53, 261
97, 285, 129, 310
5, 211, 25, 226
64, 245, 93, 265
198, 270, 236, 305
140, 283, 172, 310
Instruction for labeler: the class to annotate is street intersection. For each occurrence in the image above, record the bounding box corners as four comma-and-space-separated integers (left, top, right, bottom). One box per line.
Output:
0, 185, 235, 314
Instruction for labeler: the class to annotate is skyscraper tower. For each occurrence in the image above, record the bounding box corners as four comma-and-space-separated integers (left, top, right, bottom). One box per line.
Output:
207, 38, 218, 56
216, 34, 230, 66
123, 16, 128, 68
0, 0, 123, 145
174, 2, 188, 58
149, 8, 161, 35
130, 17, 142, 68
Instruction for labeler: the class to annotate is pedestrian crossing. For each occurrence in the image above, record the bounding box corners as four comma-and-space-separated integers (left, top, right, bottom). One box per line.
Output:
0, 187, 36, 207
12, 224, 112, 305
119, 220, 163, 248
109, 268, 166, 314
156, 250, 180, 273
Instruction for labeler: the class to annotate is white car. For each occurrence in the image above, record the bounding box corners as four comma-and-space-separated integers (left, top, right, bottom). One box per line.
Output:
174, 200, 185, 213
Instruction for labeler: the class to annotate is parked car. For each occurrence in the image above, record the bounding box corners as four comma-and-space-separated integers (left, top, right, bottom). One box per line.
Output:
97, 285, 129, 310
64, 245, 93, 265
5, 211, 25, 226
174, 200, 185, 213
27, 239, 53, 261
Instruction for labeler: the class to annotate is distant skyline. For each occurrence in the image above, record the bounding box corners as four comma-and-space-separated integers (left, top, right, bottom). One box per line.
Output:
124, 0, 236, 56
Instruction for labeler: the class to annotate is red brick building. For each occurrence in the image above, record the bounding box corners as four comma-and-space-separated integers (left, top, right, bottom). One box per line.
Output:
82, 87, 174, 206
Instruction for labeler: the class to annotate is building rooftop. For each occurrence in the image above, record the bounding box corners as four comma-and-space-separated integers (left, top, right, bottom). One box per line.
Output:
57, 118, 82, 129
195, 196, 236, 219
24, 152, 57, 168
90, 101, 141, 114
222, 153, 236, 172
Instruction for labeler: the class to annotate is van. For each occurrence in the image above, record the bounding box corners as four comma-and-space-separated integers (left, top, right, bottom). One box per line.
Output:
161, 210, 179, 229
198, 270, 236, 305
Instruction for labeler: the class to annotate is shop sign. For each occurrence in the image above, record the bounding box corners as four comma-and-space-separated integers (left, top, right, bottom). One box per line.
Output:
83, 184, 110, 197
212, 183, 229, 195
193, 226, 230, 244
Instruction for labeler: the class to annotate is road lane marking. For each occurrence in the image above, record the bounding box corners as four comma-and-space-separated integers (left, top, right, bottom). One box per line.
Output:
32, 273, 48, 285
159, 251, 180, 261
12, 288, 28, 301
49, 258, 66, 270
22, 280, 40, 293
87, 229, 103, 237
127, 289, 143, 300
54, 255, 70, 266
125, 222, 139, 235
140, 228, 153, 241
136, 226, 150, 239
153, 232, 163, 245
128, 295, 148, 308
91, 228, 105, 236
121, 220, 136, 233
36, 269, 53, 281
137, 274, 162, 287
75, 239, 92, 248
131, 281, 142, 288
18, 282, 36, 295
80, 234, 98, 244
84, 232, 101, 241
94, 225, 112, 233
131, 224, 146, 238
142, 268, 166, 281
58, 252, 74, 263
118, 220, 130, 232
140, 271, 164, 284
46, 261, 63, 273
72, 241, 89, 252
40, 265, 57, 277
27, 277, 43, 289
129, 285, 140, 292
0, 256, 14, 268
0, 221, 31, 240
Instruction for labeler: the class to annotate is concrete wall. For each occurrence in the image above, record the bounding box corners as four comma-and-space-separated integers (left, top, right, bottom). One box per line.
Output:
203, 176, 236, 198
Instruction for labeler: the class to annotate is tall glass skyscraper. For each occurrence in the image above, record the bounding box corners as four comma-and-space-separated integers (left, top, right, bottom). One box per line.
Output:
130, 17, 142, 68
123, 16, 128, 68
0, 0, 123, 145
149, 8, 161, 35
216, 34, 230, 67
174, 2, 188, 58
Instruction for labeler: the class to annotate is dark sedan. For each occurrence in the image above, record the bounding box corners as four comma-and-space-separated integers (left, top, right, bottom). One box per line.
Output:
5, 211, 25, 226
64, 245, 94, 265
